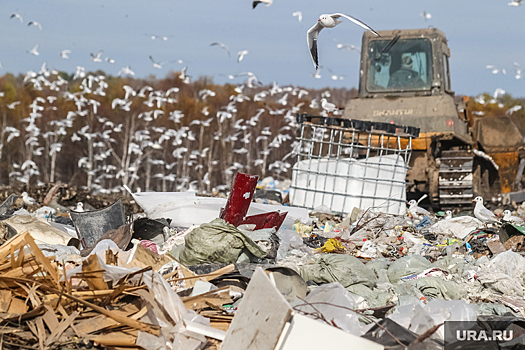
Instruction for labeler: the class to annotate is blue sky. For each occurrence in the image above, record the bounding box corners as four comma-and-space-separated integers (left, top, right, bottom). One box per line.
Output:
0, 0, 524, 97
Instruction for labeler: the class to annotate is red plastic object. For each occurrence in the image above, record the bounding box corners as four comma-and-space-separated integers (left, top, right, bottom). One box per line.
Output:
240, 211, 288, 231
220, 172, 259, 226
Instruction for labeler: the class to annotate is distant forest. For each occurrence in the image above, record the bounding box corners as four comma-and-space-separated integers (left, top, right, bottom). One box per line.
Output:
0, 67, 523, 194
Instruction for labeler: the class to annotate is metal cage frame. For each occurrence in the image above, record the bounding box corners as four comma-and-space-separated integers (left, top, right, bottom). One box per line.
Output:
289, 114, 420, 214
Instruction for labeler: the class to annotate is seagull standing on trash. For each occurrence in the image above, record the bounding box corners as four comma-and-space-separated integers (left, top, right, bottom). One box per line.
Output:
74, 202, 85, 212
407, 199, 430, 220
307, 13, 379, 70
445, 210, 452, 220
22, 192, 36, 206
473, 196, 499, 225
502, 210, 524, 225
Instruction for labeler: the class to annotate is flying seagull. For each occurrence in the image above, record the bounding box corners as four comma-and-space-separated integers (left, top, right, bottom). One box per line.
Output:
292, 11, 303, 22
237, 50, 249, 63
90, 50, 103, 62
307, 13, 379, 70
27, 44, 40, 56
10, 13, 23, 23
210, 42, 230, 57
253, 0, 272, 9
27, 21, 43, 30
149, 55, 166, 69
60, 50, 71, 59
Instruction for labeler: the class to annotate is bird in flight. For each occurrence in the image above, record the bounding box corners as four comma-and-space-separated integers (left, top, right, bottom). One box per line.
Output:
90, 50, 103, 62
292, 11, 302, 22
27, 44, 40, 56
210, 42, 230, 57
149, 55, 167, 69
10, 13, 23, 23
60, 50, 71, 59
253, 0, 272, 9
237, 50, 249, 63
27, 21, 43, 30
307, 13, 379, 70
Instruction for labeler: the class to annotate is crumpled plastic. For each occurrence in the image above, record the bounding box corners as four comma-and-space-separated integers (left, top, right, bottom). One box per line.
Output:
476, 250, 525, 297
428, 216, 484, 239
179, 218, 266, 265
387, 255, 431, 284
388, 299, 477, 339
292, 282, 362, 336
299, 254, 377, 289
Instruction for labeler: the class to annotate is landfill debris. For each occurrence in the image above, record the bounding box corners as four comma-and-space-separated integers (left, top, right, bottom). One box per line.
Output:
2, 170, 525, 349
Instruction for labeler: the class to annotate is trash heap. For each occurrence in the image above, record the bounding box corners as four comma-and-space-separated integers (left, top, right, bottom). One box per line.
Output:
2, 174, 525, 349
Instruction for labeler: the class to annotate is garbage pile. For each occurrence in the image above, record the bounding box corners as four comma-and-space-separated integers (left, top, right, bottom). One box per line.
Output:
2, 175, 525, 349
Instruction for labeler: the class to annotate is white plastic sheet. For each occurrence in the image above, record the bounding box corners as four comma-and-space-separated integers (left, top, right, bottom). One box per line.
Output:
429, 216, 484, 239
130, 190, 308, 228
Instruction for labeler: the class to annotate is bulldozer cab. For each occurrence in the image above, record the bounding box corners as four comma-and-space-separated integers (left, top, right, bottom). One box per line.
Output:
343, 27, 525, 208
359, 28, 451, 98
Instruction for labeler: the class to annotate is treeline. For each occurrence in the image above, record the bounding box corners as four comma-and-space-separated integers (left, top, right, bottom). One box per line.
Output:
0, 67, 357, 194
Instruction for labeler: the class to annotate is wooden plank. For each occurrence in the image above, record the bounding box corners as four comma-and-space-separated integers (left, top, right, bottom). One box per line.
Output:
23, 234, 58, 283
73, 315, 119, 336
35, 317, 46, 350
88, 333, 137, 347
57, 305, 79, 337
44, 310, 79, 346
0, 232, 28, 263
7, 297, 28, 314
42, 306, 59, 332
82, 254, 108, 291
0, 290, 11, 313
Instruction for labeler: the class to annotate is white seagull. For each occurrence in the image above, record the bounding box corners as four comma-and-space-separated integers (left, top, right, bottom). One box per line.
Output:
27, 21, 43, 30
27, 44, 40, 56
420, 11, 432, 21
407, 199, 430, 219
74, 202, 85, 212
307, 13, 379, 70
473, 196, 499, 225
253, 0, 272, 9
502, 210, 524, 225
60, 50, 71, 59
509, 0, 522, 6
292, 11, 303, 22
90, 50, 103, 62
10, 13, 23, 23
445, 210, 452, 220
237, 50, 249, 63
149, 55, 166, 69
210, 42, 231, 57
320, 98, 342, 114
22, 192, 36, 206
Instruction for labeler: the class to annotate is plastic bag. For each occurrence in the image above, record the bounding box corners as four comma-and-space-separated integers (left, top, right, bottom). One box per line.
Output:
179, 218, 266, 265
388, 299, 477, 338
429, 216, 483, 239
299, 254, 377, 288
293, 282, 362, 336
275, 228, 311, 261
387, 255, 431, 284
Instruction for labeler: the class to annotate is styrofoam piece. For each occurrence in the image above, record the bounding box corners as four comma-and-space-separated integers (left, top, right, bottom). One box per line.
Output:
290, 154, 406, 215
277, 313, 384, 350
4, 215, 80, 248
131, 191, 308, 229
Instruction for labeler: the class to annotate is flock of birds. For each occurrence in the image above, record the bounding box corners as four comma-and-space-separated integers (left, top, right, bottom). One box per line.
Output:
1, 58, 355, 195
